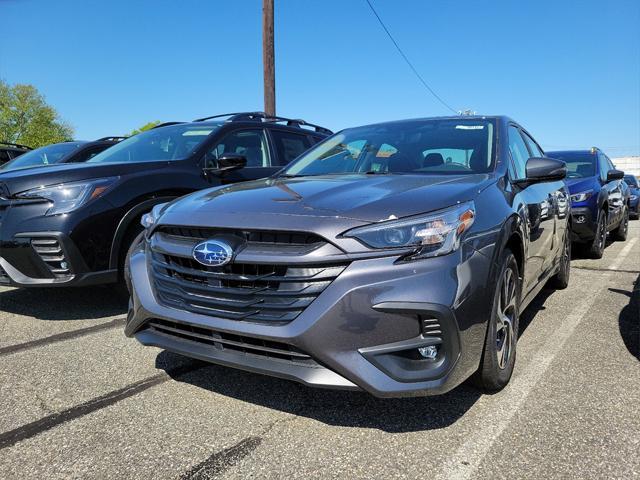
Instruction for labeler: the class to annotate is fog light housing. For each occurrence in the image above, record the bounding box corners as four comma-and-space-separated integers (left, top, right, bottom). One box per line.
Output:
418, 345, 438, 360
576, 215, 586, 224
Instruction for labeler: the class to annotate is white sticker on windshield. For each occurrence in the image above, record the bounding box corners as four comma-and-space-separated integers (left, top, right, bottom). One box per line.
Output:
183, 130, 214, 136
455, 125, 484, 130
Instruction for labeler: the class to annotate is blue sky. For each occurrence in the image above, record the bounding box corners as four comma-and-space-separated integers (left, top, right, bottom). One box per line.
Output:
1, 0, 639, 156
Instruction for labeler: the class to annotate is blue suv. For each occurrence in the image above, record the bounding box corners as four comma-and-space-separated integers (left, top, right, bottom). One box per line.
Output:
548, 148, 629, 258
624, 174, 639, 219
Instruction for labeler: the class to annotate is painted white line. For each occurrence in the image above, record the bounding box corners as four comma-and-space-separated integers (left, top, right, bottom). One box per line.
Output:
437, 237, 639, 480
609, 237, 638, 271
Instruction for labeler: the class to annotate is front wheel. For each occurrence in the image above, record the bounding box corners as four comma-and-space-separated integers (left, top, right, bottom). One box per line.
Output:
549, 226, 571, 289
587, 210, 606, 259
472, 249, 520, 392
611, 207, 629, 241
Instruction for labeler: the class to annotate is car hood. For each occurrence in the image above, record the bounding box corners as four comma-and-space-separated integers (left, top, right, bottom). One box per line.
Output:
565, 177, 597, 194
160, 174, 494, 230
0, 161, 172, 196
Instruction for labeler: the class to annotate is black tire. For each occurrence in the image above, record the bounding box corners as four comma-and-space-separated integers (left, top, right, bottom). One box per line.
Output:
611, 207, 629, 241
472, 249, 520, 392
549, 225, 571, 289
587, 209, 607, 259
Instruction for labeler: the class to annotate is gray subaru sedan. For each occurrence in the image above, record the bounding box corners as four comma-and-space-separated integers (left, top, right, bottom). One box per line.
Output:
124, 116, 571, 397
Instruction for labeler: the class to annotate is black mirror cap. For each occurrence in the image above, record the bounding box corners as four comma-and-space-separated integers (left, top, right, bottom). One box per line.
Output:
524, 157, 567, 183
607, 168, 624, 181
217, 153, 247, 171
204, 153, 247, 175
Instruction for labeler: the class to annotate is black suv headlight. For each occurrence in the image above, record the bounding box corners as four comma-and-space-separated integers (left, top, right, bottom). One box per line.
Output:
344, 201, 475, 258
15, 177, 119, 216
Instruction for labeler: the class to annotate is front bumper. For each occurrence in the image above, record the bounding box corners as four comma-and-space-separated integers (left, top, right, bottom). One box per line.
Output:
570, 206, 597, 242
125, 239, 493, 398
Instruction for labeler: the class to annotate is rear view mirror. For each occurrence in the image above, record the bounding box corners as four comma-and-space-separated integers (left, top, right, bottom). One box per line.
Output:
606, 169, 624, 182
523, 157, 567, 183
203, 153, 247, 176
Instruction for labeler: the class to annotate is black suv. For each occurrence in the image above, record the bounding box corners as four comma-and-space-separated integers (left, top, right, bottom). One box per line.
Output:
0, 112, 330, 288
0, 142, 32, 166
0, 137, 127, 173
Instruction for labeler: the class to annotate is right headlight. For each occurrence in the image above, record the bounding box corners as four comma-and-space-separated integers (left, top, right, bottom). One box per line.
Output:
570, 190, 593, 203
343, 201, 475, 259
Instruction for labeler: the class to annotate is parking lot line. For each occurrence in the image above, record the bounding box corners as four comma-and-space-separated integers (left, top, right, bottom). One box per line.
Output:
437, 237, 638, 480
0, 317, 125, 357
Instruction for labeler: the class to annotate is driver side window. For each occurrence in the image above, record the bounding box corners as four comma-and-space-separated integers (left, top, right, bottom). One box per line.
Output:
205, 129, 270, 169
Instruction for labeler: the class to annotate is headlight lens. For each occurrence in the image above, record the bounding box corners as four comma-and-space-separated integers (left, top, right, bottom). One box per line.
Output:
141, 202, 169, 229
344, 201, 475, 258
15, 177, 118, 215
570, 190, 593, 203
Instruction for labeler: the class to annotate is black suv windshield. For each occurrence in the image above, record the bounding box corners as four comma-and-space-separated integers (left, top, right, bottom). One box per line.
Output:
547, 151, 597, 178
0, 142, 83, 171
88, 123, 222, 164
282, 118, 496, 177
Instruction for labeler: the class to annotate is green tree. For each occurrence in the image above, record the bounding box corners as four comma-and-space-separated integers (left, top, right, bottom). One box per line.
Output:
129, 120, 162, 136
0, 80, 74, 148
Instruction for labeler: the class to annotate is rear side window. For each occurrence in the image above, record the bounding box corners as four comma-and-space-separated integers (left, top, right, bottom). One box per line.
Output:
72, 145, 109, 163
270, 130, 312, 166
0, 150, 10, 163
507, 126, 529, 180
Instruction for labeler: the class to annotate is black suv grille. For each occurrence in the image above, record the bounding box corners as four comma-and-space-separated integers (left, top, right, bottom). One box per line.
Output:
158, 226, 323, 246
149, 229, 347, 323
148, 319, 317, 366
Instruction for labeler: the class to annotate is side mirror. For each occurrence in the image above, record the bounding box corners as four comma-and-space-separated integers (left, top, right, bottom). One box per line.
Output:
520, 157, 567, 184
203, 153, 247, 176
606, 169, 624, 182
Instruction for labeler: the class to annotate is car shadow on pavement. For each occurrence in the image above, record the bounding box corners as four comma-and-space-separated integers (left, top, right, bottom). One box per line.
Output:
0, 285, 127, 320
158, 350, 481, 433
610, 274, 640, 361
155, 287, 561, 433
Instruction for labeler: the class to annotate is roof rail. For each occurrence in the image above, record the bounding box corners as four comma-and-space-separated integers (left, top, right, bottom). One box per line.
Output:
96, 136, 128, 142
0, 142, 32, 150
192, 111, 332, 135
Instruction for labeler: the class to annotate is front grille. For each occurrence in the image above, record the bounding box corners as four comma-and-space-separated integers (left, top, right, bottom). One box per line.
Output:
151, 249, 347, 323
158, 226, 323, 246
31, 238, 70, 277
148, 319, 318, 366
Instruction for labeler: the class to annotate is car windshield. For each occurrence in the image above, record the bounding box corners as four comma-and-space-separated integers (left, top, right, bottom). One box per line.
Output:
0, 142, 83, 171
87, 123, 222, 164
282, 118, 496, 177
624, 175, 639, 187
547, 151, 596, 178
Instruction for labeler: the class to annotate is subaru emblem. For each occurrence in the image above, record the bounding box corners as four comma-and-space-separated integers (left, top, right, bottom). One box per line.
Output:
192, 240, 233, 267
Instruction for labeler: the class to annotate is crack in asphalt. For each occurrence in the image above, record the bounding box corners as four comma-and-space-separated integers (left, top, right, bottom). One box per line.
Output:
0, 318, 126, 357
178, 437, 263, 480
573, 266, 640, 274
0, 363, 206, 450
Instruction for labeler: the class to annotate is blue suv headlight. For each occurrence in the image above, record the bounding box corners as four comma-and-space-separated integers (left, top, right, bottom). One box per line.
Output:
570, 190, 593, 203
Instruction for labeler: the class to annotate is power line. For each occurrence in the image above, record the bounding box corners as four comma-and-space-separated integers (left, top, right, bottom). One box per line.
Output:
364, 0, 458, 115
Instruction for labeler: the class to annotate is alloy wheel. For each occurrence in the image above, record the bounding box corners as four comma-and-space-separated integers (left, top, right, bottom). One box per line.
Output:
496, 266, 517, 369
596, 214, 606, 251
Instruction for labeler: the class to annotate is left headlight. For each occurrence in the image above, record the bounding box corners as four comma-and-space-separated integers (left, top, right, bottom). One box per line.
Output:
15, 177, 119, 216
343, 201, 475, 259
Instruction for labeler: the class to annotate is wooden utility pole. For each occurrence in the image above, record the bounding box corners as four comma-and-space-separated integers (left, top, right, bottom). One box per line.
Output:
263, 0, 275, 116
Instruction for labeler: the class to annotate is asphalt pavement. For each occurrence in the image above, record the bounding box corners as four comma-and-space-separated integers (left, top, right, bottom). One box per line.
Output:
0, 223, 638, 479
